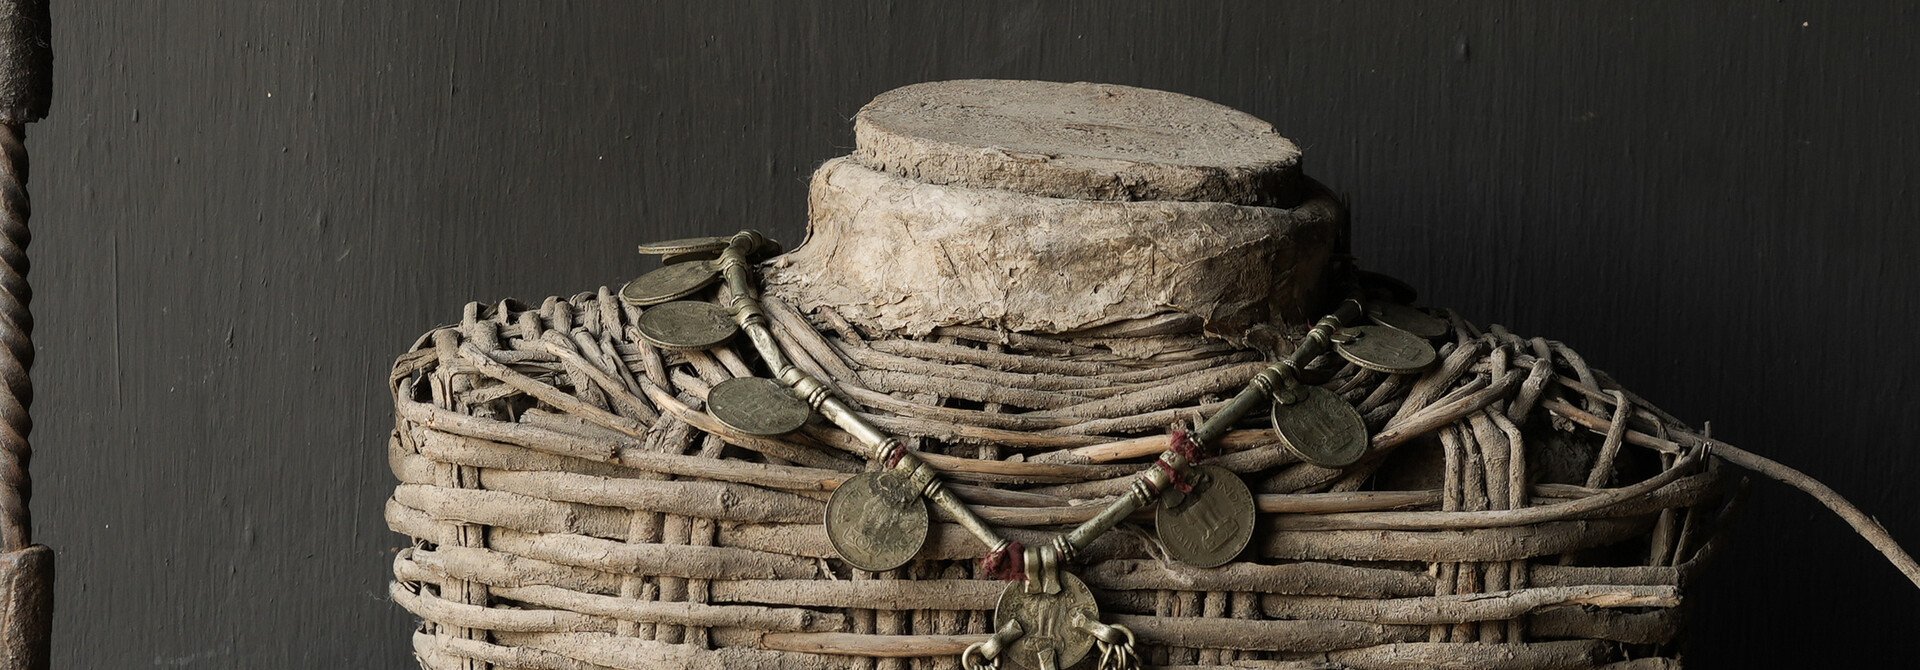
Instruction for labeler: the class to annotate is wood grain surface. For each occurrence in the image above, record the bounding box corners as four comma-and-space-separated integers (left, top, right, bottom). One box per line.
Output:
23, 2, 1918, 667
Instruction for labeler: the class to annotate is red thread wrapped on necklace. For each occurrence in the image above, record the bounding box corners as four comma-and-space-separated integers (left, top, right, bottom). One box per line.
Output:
982, 541, 1025, 581
1155, 458, 1195, 494
1158, 425, 1205, 493
1168, 426, 1206, 462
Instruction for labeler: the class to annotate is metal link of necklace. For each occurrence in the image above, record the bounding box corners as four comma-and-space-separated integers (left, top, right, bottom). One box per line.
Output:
624, 230, 1445, 670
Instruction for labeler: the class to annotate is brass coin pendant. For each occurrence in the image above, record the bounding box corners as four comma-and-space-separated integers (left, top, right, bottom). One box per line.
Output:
825, 470, 930, 572
620, 260, 721, 306
1367, 302, 1450, 339
660, 248, 722, 265
635, 300, 739, 350
636, 236, 730, 256
1334, 325, 1438, 374
707, 377, 811, 436
994, 572, 1100, 670
1271, 386, 1370, 468
1154, 465, 1257, 568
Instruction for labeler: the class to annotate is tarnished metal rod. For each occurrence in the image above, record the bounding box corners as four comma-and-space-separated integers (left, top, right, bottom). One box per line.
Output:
1194, 298, 1365, 444
0, 0, 51, 668
1062, 297, 1365, 555
717, 233, 1011, 555
719, 228, 1368, 576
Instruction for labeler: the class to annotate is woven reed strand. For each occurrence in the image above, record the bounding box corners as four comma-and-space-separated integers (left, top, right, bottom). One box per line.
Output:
389, 287, 1725, 670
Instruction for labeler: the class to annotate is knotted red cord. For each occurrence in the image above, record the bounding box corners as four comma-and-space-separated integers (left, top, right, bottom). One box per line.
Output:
1168, 425, 1206, 462
1154, 458, 1195, 494
981, 541, 1025, 581
1157, 425, 1206, 493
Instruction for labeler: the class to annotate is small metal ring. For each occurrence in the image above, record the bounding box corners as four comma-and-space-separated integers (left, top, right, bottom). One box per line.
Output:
729, 230, 767, 253
782, 370, 834, 411
876, 438, 907, 465
1304, 324, 1334, 347
1129, 473, 1161, 505
1250, 366, 1284, 395
961, 643, 996, 670
907, 460, 941, 499
1082, 620, 1118, 645
1050, 534, 1079, 565
1274, 358, 1301, 379
732, 300, 768, 328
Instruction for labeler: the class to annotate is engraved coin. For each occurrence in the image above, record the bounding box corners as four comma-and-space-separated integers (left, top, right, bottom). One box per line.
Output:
1367, 301, 1450, 339
994, 572, 1100, 670
637, 236, 730, 256
1154, 465, 1257, 568
635, 300, 738, 350
1158, 485, 1185, 510
1333, 325, 1438, 374
1354, 269, 1417, 304
660, 248, 722, 265
825, 470, 930, 572
1271, 385, 1370, 468
620, 260, 721, 306
707, 377, 811, 436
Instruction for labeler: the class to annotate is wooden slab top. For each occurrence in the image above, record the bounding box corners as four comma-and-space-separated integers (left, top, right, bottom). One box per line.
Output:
853, 79, 1303, 205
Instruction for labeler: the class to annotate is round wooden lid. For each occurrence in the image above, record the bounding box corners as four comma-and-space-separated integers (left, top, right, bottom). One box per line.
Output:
853, 79, 1303, 205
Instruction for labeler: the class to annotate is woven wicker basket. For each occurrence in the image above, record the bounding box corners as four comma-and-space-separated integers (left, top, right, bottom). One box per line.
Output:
387, 284, 1730, 670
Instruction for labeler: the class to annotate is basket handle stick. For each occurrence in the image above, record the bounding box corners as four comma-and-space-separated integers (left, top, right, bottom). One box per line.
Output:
1705, 440, 1920, 590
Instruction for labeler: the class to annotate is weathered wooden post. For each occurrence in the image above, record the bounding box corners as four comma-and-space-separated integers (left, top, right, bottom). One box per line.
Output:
0, 1, 50, 668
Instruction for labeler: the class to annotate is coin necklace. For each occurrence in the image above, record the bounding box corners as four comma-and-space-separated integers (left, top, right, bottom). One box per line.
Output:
622, 231, 1445, 669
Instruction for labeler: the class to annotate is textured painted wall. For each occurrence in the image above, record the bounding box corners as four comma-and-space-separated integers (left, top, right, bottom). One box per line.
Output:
26, 2, 1917, 667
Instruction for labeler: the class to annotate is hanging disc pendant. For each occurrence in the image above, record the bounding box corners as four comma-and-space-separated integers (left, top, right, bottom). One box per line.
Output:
1271, 386, 1371, 468
825, 470, 930, 572
620, 260, 721, 306
637, 236, 730, 256
1154, 465, 1257, 568
1367, 302, 1450, 339
660, 248, 722, 265
1333, 325, 1438, 374
994, 572, 1100, 670
635, 300, 738, 350
707, 377, 811, 436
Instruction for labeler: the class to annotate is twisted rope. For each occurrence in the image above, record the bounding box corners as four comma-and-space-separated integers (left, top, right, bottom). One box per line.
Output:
0, 123, 29, 553
0, 4, 53, 668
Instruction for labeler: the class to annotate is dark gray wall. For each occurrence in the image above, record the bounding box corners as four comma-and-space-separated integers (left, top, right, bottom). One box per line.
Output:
28, 2, 1918, 667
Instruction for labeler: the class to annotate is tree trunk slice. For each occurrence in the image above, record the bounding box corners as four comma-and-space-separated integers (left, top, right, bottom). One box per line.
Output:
773, 79, 1345, 340
765, 159, 1341, 341
854, 79, 1302, 206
